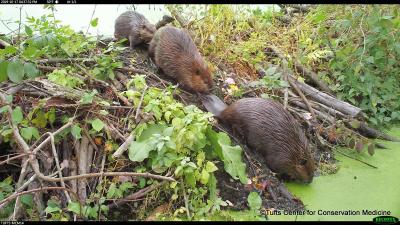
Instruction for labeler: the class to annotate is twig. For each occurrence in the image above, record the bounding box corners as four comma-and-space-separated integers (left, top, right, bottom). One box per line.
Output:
36, 58, 96, 64
112, 133, 135, 158
134, 86, 148, 121
181, 180, 191, 219
0, 187, 79, 210
75, 63, 132, 106
287, 76, 316, 120
85, 5, 97, 36
12, 158, 30, 220
335, 149, 378, 169
0, 153, 29, 166
50, 133, 72, 203
17, 5, 23, 44
117, 67, 168, 89
37, 65, 58, 72
108, 181, 166, 209
0, 93, 174, 186
31, 119, 75, 154
293, 61, 334, 96
359, 15, 366, 66
0, 39, 11, 48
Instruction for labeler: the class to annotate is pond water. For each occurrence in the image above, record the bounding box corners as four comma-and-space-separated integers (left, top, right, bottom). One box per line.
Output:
270, 128, 400, 221
0, 4, 278, 37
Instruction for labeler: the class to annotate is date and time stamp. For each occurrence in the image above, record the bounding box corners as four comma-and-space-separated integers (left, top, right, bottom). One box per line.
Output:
0, 0, 77, 3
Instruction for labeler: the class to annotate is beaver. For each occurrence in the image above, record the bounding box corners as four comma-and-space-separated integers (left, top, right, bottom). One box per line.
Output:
202, 95, 315, 183
148, 26, 213, 94
114, 11, 156, 49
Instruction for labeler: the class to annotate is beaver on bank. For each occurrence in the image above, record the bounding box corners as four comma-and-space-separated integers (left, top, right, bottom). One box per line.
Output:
202, 95, 316, 183
148, 26, 213, 94
114, 11, 156, 49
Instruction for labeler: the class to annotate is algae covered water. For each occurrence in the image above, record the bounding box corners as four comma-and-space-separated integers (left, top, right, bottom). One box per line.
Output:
270, 128, 400, 221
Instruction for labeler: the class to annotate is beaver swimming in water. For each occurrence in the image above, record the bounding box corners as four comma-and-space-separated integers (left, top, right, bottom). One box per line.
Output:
202, 95, 315, 183
114, 11, 156, 49
148, 26, 213, 94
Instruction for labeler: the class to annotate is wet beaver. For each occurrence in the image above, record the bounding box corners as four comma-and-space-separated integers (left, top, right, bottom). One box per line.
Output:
202, 95, 315, 183
148, 26, 213, 94
114, 11, 156, 48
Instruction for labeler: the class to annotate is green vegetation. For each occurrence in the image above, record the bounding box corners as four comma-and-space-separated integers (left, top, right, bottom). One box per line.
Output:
1, 4, 399, 221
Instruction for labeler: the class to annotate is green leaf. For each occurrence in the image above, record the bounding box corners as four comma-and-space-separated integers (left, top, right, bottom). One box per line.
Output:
24, 63, 40, 78
20, 194, 33, 207
128, 140, 153, 162
0, 61, 8, 82
7, 61, 25, 83
12, 106, 23, 125
45, 200, 61, 214
200, 169, 210, 185
25, 25, 33, 36
350, 119, 361, 129
265, 66, 277, 76
21, 127, 33, 141
47, 107, 56, 125
79, 90, 97, 104
67, 201, 81, 214
205, 161, 218, 173
247, 192, 262, 210
5, 95, 12, 104
208, 173, 217, 201
100, 205, 109, 214
185, 171, 196, 188
137, 124, 166, 141
119, 182, 134, 192
91, 118, 105, 132
106, 183, 116, 199
90, 18, 99, 27
0, 106, 8, 114
139, 177, 146, 188
207, 130, 248, 184
31, 109, 47, 128
3, 46, 17, 55
71, 124, 82, 140
30, 126, 40, 139
368, 143, 375, 156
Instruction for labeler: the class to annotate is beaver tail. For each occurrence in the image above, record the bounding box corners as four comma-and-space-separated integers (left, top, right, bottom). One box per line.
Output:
200, 94, 227, 117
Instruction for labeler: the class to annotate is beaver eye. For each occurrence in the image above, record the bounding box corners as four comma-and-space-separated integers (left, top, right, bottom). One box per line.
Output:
300, 159, 307, 165
195, 69, 201, 75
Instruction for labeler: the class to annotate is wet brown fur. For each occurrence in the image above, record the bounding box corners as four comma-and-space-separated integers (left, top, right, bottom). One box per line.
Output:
114, 11, 156, 48
219, 98, 316, 183
148, 26, 213, 94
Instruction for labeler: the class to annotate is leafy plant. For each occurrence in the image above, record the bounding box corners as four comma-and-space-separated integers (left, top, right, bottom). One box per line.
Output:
47, 68, 84, 88
122, 75, 248, 219
298, 5, 400, 127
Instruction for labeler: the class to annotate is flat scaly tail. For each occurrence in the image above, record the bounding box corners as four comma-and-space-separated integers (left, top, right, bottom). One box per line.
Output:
200, 94, 227, 117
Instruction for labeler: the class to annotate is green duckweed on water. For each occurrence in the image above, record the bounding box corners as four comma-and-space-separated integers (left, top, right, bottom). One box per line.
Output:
269, 128, 400, 221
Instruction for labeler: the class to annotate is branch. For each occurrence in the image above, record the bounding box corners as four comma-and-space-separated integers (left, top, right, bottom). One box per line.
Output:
108, 181, 166, 209
112, 133, 135, 158
0, 187, 79, 210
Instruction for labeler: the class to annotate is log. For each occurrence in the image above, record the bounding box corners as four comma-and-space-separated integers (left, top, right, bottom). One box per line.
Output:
289, 76, 363, 117
78, 136, 89, 203
349, 121, 400, 142
293, 61, 334, 96
268, 63, 363, 118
